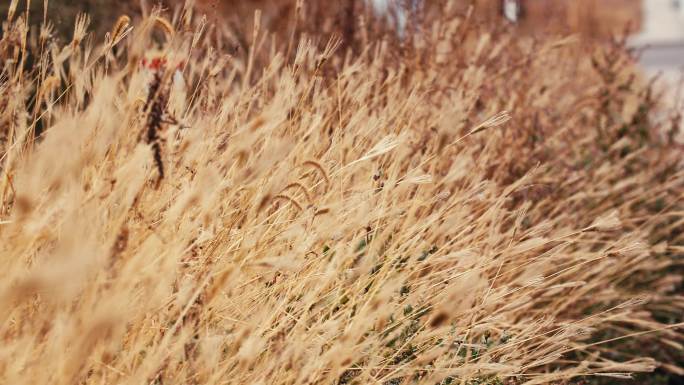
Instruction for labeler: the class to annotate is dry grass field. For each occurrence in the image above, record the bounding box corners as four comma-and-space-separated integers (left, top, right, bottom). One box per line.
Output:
0, 1, 683, 384
525, 0, 642, 37
445, 0, 642, 38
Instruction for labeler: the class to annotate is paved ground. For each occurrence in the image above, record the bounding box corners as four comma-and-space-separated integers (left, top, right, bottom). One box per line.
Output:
638, 42, 684, 69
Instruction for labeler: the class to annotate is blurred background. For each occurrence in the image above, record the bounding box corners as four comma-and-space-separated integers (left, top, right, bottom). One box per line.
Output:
1, 1, 680, 44
3, 0, 684, 94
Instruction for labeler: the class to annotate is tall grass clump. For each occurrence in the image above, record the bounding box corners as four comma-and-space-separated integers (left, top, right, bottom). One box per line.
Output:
0, 1, 683, 384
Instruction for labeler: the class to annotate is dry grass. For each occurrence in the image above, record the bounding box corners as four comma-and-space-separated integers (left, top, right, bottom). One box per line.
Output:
0, 1, 683, 384
429, 0, 642, 38
519, 0, 642, 38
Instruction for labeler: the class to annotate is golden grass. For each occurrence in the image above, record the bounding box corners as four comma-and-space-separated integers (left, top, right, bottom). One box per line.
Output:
0, 1, 682, 384
440, 0, 642, 38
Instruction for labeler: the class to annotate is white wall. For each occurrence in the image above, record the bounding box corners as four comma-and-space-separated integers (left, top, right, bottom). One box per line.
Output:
633, 0, 684, 44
